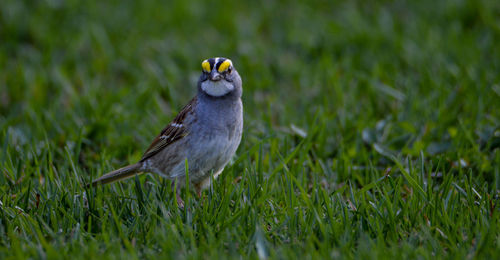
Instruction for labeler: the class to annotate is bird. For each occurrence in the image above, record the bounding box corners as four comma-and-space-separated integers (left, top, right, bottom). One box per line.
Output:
90, 57, 243, 201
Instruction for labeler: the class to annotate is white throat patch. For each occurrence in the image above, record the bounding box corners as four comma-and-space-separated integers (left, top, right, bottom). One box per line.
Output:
201, 80, 234, 97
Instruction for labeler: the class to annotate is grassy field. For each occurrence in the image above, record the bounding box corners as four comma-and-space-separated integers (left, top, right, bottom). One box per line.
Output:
1, 0, 500, 258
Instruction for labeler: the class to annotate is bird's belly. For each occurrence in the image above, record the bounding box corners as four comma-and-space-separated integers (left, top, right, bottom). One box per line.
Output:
185, 132, 236, 181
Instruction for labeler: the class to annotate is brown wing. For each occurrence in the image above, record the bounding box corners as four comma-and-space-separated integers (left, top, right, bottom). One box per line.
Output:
140, 97, 197, 162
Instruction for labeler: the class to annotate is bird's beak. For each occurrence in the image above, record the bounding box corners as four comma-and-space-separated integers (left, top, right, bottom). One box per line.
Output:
209, 71, 222, 81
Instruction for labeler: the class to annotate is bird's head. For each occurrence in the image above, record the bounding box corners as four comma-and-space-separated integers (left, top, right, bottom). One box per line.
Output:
198, 57, 242, 98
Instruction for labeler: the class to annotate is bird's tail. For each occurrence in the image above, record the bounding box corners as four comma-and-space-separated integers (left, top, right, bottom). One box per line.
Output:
90, 163, 143, 187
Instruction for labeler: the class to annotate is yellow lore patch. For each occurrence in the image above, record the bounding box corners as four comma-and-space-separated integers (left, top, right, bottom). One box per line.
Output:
202, 60, 211, 72
217, 59, 232, 73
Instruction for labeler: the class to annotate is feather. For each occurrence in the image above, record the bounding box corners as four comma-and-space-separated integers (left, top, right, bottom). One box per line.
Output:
140, 97, 196, 161
90, 163, 142, 186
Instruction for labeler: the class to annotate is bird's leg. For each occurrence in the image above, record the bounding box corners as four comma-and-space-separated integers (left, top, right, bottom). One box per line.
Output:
171, 180, 184, 208
176, 193, 185, 208
195, 184, 202, 198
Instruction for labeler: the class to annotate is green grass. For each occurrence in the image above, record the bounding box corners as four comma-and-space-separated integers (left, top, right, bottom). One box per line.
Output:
1, 0, 500, 258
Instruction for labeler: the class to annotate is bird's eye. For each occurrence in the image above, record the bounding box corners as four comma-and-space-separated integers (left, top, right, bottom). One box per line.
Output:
227, 67, 232, 74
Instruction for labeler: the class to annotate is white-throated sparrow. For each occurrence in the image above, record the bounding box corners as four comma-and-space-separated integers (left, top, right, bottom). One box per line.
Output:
91, 57, 243, 199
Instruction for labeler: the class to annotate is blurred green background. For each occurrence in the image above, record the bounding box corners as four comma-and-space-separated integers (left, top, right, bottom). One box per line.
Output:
1, 0, 499, 164
1, 0, 499, 258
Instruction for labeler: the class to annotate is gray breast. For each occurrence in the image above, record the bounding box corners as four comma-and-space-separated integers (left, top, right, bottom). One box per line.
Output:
184, 97, 243, 182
